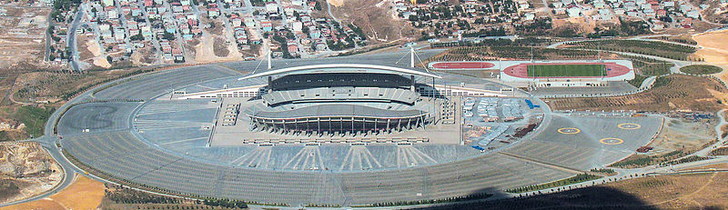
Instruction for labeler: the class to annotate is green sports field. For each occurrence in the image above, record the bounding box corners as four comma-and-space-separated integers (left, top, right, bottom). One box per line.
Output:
527, 64, 607, 77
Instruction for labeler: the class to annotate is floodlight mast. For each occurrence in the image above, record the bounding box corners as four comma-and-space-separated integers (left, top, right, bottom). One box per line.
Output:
410, 46, 415, 68
267, 48, 272, 70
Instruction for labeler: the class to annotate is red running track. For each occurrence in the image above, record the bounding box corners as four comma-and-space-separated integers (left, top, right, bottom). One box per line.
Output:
431, 62, 496, 70
503, 62, 632, 78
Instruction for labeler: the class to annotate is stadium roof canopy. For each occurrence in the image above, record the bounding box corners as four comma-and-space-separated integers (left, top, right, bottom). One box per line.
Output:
251, 104, 426, 119
238, 64, 441, 80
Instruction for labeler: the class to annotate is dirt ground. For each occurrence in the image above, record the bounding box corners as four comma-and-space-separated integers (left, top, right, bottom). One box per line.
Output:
10, 71, 132, 104
693, 30, 728, 66
1, 175, 105, 210
680, 163, 728, 171
604, 172, 728, 209
551, 17, 597, 35
650, 117, 717, 154
0, 142, 62, 205
327, 0, 344, 7
0, 5, 58, 72
693, 30, 728, 87
438, 171, 728, 209
548, 74, 728, 112
78, 35, 111, 69
194, 32, 241, 63
327, 0, 417, 43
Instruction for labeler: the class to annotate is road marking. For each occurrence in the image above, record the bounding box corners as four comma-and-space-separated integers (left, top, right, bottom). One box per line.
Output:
557, 127, 581, 134
599, 138, 624, 145
618, 123, 641, 130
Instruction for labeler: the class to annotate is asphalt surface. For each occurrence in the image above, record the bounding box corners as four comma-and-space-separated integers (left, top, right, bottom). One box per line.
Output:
2, 50, 681, 207
68, 8, 84, 72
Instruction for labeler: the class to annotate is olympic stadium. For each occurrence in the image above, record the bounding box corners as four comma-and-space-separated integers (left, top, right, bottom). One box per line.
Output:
53, 52, 662, 207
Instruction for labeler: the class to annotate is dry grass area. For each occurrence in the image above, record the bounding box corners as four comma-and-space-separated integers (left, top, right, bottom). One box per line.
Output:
194, 29, 242, 63
11, 70, 138, 103
609, 116, 717, 168
1, 175, 105, 210
438, 172, 728, 209
600, 173, 728, 209
0, 142, 62, 204
0, 5, 58, 72
327, 0, 344, 7
130, 46, 158, 66
327, 0, 417, 43
693, 30, 728, 66
551, 17, 597, 35
680, 163, 728, 171
654, 118, 716, 152
694, 30, 728, 90
213, 37, 230, 57
547, 74, 728, 112
649, 117, 717, 155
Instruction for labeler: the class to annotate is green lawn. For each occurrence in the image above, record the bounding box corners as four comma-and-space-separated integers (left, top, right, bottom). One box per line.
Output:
680, 65, 723, 75
527, 64, 607, 77
13, 106, 54, 138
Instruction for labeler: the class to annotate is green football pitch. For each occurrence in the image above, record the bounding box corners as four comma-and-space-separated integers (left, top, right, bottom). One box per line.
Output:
527, 64, 607, 77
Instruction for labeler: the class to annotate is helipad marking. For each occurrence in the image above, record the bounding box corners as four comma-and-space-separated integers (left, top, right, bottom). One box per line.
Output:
599, 138, 624, 145
618, 123, 641, 130
557, 128, 581, 135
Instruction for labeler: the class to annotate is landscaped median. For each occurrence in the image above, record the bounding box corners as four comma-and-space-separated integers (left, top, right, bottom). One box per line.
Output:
680, 65, 724, 75
506, 173, 602, 194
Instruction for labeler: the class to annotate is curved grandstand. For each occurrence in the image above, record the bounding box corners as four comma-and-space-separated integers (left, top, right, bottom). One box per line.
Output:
247, 69, 435, 134
429, 61, 496, 70
54, 60, 662, 207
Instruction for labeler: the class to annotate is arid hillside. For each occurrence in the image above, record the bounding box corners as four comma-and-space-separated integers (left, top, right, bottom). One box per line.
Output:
325, 0, 418, 43
547, 74, 728, 112
0, 142, 62, 204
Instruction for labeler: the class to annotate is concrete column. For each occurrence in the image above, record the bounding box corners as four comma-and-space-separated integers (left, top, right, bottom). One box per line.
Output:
386, 119, 390, 131
411, 75, 416, 91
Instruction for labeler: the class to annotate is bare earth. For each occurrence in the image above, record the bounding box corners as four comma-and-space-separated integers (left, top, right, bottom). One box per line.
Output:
0, 142, 62, 205
1, 175, 105, 210
694, 30, 728, 83
0, 5, 58, 71
194, 32, 241, 63
604, 172, 728, 209
328, 0, 417, 43
327, 0, 344, 7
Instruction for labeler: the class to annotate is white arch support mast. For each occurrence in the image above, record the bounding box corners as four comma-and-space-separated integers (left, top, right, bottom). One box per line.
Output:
238, 64, 442, 80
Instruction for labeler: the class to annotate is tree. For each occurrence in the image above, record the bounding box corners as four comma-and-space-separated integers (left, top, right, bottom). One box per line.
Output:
163, 31, 175, 40
314, 1, 322, 10
130, 33, 144, 41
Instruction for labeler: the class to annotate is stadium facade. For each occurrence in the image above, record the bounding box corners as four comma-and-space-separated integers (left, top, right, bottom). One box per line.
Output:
243, 66, 438, 134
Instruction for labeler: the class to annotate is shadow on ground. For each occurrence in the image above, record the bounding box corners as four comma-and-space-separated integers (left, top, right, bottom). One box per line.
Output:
413, 185, 722, 210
